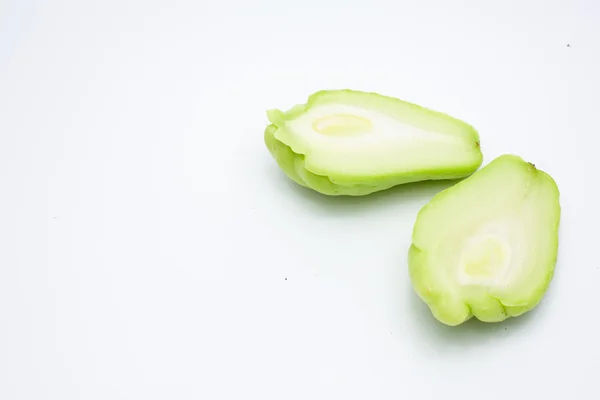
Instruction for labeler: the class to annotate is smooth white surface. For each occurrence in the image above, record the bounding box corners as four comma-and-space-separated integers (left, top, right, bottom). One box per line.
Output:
285, 102, 474, 176
1, 0, 599, 398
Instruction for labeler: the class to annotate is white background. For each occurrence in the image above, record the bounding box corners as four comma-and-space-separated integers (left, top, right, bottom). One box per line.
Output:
1, 0, 599, 398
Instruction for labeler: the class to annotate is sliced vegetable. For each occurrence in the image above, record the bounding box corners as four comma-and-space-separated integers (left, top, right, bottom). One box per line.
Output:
408, 154, 561, 326
264, 89, 483, 196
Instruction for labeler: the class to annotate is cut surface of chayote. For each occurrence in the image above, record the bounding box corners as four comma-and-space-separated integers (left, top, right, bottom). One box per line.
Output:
408, 154, 561, 326
264, 89, 483, 196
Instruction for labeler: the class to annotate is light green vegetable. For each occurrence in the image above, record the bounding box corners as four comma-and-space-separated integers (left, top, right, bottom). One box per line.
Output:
264, 89, 483, 196
408, 154, 561, 326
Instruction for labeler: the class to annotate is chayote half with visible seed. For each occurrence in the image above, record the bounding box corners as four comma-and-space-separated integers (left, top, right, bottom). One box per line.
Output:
264, 89, 483, 196
408, 154, 561, 326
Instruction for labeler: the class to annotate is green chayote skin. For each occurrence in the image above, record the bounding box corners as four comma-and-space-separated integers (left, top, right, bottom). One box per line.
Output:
264, 89, 483, 196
